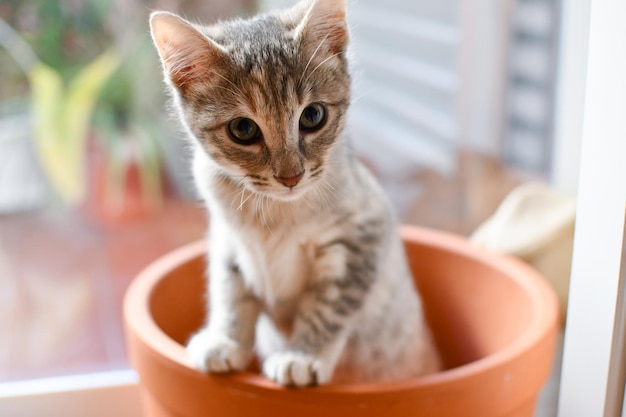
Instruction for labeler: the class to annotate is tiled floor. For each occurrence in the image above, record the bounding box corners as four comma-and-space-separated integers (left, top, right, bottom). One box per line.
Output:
0, 151, 560, 414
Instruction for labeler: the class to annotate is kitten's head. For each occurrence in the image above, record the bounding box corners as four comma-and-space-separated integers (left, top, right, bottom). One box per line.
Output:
150, 0, 350, 202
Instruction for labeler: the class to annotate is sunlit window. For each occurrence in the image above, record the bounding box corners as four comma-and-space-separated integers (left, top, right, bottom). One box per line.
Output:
0, 1, 577, 416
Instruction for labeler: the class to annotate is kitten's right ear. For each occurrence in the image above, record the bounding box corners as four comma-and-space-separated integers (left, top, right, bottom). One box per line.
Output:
150, 12, 226, 91
297, 0, 348, 57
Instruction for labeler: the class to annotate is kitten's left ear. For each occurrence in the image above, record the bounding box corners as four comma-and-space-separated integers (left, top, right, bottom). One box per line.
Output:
296, 0, 349, 57
150, 11, 227, 92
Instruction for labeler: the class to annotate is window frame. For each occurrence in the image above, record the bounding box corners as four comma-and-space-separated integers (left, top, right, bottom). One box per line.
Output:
556, 0, 626, 416
2, 1, 625, 416
0, 370, 141, 417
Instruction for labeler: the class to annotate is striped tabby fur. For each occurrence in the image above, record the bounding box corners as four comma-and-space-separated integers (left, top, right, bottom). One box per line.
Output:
150, 0, 440, 387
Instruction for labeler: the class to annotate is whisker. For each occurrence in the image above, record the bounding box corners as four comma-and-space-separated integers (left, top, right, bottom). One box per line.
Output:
299, 31, 331, 86
258, 194, 267, 227
254, 193, 265, 228
318, 179, 336, 208
320, 177, 336, 194
301, 188, 315, 210
238, 188, 256, 211
303, 52, 342, 87
350, 89, 374, 105
267, 196, 276, 232
261, 195, 274, 233
232, 185, 246, 209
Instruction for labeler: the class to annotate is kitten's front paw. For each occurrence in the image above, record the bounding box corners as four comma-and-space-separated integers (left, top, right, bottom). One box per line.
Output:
263, 351, 332, 387
186, 331, 251, 373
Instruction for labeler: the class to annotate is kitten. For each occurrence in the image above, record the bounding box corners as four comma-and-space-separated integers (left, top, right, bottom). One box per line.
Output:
149, 0, 440, 387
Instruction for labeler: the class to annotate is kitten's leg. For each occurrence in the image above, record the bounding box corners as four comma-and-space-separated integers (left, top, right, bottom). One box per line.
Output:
187, 255, 260, 373
263, 239, 375, 387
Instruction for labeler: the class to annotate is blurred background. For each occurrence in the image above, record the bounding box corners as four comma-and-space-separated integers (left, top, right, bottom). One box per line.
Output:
0, 0, 577, 414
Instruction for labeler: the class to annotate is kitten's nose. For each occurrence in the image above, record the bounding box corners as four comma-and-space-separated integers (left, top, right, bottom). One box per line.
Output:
274, 172, 304, 188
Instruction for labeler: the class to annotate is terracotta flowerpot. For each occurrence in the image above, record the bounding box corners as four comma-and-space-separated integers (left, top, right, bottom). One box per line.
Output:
124, 226, 559, 417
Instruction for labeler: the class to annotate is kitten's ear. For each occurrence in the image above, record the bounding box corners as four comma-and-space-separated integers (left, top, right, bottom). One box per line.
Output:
149, 12, 226, 91
297, 0, 349, 56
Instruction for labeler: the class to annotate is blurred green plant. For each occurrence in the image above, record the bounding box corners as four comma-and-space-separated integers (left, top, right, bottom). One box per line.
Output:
0, 0, 166, 209
94, 40, 166, 212
29, 51, 120, 203
13, 0, 111, 81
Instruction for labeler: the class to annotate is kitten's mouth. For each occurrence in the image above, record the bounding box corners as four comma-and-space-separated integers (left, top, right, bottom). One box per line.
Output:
271, 185, 310, 202
244, 171, 321, 202
253, 181, 312, 202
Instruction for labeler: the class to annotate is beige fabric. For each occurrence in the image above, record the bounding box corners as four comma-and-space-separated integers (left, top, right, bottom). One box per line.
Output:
471, 182, 576, 324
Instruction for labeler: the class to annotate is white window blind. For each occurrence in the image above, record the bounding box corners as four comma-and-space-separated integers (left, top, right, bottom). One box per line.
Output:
347, 0, 460, 177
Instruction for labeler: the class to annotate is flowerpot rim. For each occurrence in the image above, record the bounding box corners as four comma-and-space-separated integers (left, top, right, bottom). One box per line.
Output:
124, 224, 559, 396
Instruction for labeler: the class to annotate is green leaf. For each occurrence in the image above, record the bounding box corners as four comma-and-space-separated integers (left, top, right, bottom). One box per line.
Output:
63, 48, 120, 201
28, 63, 73, 200
28, 49, 120, 203
134, 124, 163, 209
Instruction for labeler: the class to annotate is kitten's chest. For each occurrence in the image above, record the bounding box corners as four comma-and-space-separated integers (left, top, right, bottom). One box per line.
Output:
235, 222, 318, 307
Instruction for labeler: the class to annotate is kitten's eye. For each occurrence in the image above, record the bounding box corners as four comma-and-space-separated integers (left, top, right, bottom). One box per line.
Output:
299, 103, 326, 132
228, 118, 261, 144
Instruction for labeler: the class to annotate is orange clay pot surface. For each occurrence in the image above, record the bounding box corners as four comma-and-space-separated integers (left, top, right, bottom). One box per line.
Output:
124, 225, 559, 417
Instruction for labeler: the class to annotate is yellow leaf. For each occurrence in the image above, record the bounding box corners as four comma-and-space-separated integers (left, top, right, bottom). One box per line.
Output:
28, 50, 121, 203
28, 63, 81, 201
